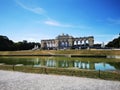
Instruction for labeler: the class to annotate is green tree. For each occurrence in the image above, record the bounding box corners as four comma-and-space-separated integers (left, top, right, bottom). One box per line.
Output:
0, 35, 40, 51
106, 36, 120, 48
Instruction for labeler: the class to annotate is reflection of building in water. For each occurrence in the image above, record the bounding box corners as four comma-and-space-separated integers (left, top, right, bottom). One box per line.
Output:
89, 62, 95, 69
41, 34, 94, 49
46, 60, 56, 67
31, 58, 117, 70
74, 61, 93, 69
33, 58, 96, 70
40, 59, 95, 69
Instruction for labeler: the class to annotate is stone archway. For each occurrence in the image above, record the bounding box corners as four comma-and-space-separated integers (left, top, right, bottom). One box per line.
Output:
41, 34, 94, 49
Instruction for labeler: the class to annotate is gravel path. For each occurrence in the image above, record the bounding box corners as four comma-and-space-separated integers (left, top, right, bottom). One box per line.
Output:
0, 70, 120, 90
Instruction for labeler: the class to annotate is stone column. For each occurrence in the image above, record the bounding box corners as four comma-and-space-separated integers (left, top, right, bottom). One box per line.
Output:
41, 40, 47, 49
88, 37, 94, 46
41, 40, 44, 48
55, 39, 59, 49
52, 40, 55, 47
68, 38, 73, 48
50, 41, 52, 47
48, 42, 50, 48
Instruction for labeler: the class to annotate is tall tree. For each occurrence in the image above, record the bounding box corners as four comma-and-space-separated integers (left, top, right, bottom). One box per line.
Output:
0, 35, 40, 51
106, 36, 120, 48
0, 35, 14, 51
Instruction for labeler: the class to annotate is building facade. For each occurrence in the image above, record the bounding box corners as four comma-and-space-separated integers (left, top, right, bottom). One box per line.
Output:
41, 34, 94, 49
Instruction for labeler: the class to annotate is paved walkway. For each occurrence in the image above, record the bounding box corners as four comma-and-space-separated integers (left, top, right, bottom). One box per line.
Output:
0, 70, 120, 90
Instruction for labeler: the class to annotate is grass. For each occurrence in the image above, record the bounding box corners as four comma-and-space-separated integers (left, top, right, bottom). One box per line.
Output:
0, 64, 120, 81
0, 49, 120, 56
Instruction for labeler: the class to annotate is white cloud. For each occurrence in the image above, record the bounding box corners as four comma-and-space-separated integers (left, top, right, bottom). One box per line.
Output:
44, 20, 61, 26
107, 18, 120, 25
15, 0, 45, 15
15, 0, 91, 30
44, 19, 91, 29
44, 20, 73, 27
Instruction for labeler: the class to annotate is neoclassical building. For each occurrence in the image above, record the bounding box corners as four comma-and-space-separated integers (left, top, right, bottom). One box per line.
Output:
41, 34, 94, 49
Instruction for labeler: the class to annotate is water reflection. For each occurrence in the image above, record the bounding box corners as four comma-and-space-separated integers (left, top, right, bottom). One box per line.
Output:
0, 57, 119, 71
95, 63, 115, 71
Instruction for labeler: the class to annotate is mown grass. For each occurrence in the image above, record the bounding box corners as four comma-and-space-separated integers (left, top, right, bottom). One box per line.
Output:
51, 49, 120, 55
0, 65, 120, 81
0, 49, 120, 55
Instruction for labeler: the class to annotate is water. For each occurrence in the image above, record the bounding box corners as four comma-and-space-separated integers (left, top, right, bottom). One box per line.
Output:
0, 57, 120, 71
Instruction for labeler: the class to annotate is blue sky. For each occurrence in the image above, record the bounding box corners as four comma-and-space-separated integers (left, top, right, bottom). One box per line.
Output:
0, 0, 120, 44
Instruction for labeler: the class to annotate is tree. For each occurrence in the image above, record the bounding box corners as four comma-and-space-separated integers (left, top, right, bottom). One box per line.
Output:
106, 36, 120, 48
0, 35, 41, 51
0, 35, 14, 51
13, 41, 40, 50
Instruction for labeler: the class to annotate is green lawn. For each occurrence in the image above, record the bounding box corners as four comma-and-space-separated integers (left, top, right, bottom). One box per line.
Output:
0, 65, 120, 81
0, 49, 120, 55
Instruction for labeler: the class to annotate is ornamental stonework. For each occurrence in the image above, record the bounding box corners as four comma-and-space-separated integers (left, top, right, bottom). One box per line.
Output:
41, 34, 94, 49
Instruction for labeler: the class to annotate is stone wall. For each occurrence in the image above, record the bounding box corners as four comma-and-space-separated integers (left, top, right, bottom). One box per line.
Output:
41, 34, 94, 49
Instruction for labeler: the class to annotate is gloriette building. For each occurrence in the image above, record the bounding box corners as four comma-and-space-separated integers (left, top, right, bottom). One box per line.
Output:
41, 34, 94, 49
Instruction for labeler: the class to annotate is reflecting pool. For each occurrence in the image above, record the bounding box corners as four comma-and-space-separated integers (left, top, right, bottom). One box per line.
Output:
0, 57, 120, 71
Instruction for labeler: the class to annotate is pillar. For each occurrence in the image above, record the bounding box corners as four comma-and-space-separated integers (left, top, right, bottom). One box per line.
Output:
68, 38, 73, 47
55, 39, 59, 49
88, 37, 94, 46
41, 40, 47, 49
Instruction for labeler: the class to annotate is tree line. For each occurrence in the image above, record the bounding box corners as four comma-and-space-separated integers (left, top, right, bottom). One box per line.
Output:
106, 36, 120, 48
0, 35, 40, 51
